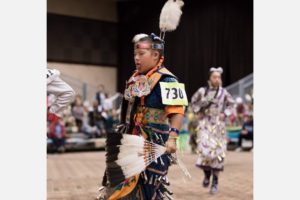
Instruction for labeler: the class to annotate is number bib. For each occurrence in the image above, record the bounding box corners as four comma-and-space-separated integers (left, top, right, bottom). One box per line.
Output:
160, 82, 188, 106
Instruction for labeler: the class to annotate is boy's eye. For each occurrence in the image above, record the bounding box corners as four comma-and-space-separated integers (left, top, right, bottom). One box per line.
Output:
134, 49, 148, 57
134, 52, 145, 56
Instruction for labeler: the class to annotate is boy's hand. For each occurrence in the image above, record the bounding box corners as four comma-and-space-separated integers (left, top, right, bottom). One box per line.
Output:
166, 138, 177, 153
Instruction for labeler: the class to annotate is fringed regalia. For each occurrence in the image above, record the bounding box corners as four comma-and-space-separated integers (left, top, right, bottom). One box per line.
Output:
99, 1, 186, 199
104, 62, 186, 200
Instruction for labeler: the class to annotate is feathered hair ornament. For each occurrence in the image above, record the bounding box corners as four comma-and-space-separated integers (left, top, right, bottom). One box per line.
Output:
159, 0, 184, 39
210, 67, 223, 74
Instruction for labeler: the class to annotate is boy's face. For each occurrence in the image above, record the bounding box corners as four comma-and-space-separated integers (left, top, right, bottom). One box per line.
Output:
134, 41, 159, 74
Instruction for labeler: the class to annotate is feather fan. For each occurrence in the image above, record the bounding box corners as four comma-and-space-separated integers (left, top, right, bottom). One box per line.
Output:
105, 133, 166, 187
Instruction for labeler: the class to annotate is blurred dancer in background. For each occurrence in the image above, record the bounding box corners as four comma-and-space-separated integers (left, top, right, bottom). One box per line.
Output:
191, 67, 235, 194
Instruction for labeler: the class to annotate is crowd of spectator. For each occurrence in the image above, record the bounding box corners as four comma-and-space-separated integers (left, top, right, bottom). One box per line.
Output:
47, 85, 253, 153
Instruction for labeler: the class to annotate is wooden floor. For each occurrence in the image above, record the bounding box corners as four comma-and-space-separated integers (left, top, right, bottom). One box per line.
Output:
47, 151, 253, 200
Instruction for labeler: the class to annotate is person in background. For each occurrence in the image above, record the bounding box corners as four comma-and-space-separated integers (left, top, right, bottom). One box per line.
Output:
236, 114, 253, 151
191, 67, 235, 195
48, 118, 66, 153
72, 95, 86, 131
88, 101, 107, 137
104, 109, 120, 135
229, 112, 237, 127
81, 102, 101, 138
235, 97, 246, 126
95, 84, 107, 107
245, 93, 253, 116
64, 116, 78, 134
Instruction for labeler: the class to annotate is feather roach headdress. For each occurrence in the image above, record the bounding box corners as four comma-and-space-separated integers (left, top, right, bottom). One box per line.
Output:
105, 132, 166, 187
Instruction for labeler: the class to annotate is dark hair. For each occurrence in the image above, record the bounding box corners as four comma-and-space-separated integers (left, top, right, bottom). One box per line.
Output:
208, 70, 222, 79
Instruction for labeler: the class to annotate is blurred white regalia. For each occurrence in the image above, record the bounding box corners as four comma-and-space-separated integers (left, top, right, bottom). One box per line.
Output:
191, 83, 234, 171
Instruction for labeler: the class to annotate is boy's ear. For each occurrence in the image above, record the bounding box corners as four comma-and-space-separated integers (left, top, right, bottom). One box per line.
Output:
153, 51, 159, 58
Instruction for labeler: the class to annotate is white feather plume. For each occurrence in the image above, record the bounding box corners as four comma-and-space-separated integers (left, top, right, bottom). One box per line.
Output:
132, 33, 149, 43
159, 0, 184, 32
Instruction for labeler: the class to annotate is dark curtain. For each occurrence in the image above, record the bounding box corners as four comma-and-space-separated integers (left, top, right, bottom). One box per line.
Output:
117, 0, 253, 98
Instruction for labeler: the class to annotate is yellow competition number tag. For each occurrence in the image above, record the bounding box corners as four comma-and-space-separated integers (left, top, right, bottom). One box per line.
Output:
160, 82, 188, 106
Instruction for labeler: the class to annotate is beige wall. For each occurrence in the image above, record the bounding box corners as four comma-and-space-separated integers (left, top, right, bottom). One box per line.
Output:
47, 0, 117, 22
47, 62, 117, 102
